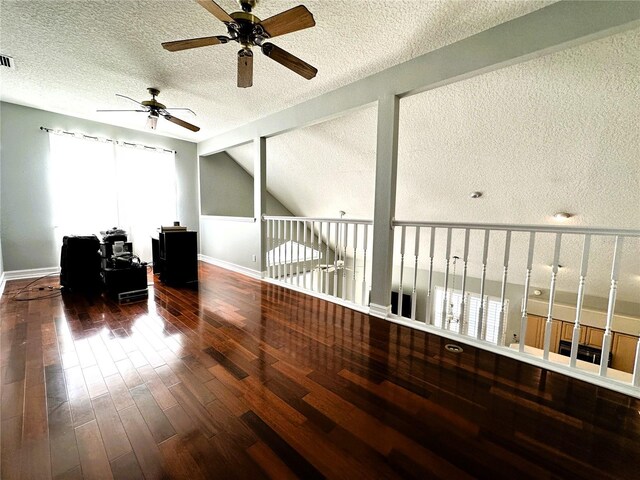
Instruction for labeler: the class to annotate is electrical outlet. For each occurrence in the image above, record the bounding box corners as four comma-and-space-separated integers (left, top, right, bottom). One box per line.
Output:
252, 254, 257, 262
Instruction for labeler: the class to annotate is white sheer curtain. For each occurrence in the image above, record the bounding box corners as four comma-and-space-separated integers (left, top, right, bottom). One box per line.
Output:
115, 146, 177, 262
49, 133, 177, 262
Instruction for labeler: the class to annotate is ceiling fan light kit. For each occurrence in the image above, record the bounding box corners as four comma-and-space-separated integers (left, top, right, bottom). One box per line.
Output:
162, 0, 318, 88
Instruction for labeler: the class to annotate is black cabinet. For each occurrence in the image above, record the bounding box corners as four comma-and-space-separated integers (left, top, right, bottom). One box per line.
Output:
152, 231, 198, 285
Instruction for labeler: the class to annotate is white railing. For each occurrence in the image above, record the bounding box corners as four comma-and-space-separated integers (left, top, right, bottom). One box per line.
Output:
391, 220, 640, 389
264, 215, 373, 309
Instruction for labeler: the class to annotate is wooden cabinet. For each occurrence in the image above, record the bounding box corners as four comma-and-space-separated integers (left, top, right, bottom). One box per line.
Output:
584, 327, 604, 348
611, 333, 638, 373
525, 316, 638, 374
524, 315, 561, 353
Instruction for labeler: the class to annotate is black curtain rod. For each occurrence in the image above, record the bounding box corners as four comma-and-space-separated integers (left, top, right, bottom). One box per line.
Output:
39, 126, 176, 154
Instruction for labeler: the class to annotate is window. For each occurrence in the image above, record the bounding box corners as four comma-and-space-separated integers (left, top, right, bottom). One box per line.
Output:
49, 133, 177, 262
433, 287, 508, 345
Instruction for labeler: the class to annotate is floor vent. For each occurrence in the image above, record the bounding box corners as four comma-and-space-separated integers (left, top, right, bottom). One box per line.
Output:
0, 54, 15, 69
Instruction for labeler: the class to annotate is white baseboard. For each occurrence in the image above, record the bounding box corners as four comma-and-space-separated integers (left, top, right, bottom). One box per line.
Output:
0, 271, 5, 297
198, 254, 262, 280
369, 302, 391, 319
3, 266, 60, 281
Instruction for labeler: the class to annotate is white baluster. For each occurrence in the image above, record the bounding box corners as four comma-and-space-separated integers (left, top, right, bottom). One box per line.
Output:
570, 235, 591, 368
632, 337, 640, 387
600, 236, 623, 377
296, 221, 301, 286
460, 229, 470, 335
519, 232, 536, 353
441, 228, 452, 328
325, 221, 331, 294
361, 224, 369, 306
543, 233, 562, 360
318, 221, 323, 292
278, 220, 283, 280
310, 221, 315, 291
497, 230, 512, 346
352, 224, 358, 303
265, 219, 271, 278
476, 230, 490, 340
398, 225, 406, 318
302, 221, 307, 289
411, 227, 420, 321
291, 220, 296, 283
341, 222, 348, 300
333, 222, 339, 297
425, 227, 435, 325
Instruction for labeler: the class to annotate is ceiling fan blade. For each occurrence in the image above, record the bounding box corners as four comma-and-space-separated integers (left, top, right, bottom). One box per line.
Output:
162, 113, 200, 132
237, 49, 253, 88
115, 94, 144, 106
164, 107, 197, 116
259, 5, 315, 39
197, 0, 234, 24
162, 35, 224, 52
97, 109, 147, 112
262, 43, 317, 80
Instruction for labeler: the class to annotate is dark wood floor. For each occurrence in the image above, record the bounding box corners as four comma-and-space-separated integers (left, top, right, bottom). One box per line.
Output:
1, 262, 639, 479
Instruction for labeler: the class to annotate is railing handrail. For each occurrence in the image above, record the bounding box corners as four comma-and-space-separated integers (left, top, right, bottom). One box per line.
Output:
263, 215, 373, 225
392, 219, 640, 237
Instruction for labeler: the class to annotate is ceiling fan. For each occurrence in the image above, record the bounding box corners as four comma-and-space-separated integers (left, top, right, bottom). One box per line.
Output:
97, 88, 200, 132
162, 0, 317, 88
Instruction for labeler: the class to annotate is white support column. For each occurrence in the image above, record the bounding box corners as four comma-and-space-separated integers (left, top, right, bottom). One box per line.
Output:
600, 236, 623, 377
570, 235, 591, 368
543, 233, 562, 360
519, 232, 536, 353
254, 137, 267, 275
369, 94, 400, 318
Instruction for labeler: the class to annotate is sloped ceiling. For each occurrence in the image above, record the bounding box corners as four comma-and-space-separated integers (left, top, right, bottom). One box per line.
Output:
224, 25, 640, 306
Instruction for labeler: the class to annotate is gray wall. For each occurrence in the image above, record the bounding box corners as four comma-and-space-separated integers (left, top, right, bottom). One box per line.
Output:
0, 101, 198, 271
199, 150, 293, 270
200, 151, 291, 218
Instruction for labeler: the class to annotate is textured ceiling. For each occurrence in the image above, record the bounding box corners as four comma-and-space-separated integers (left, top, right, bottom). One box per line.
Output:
0, 0, 550, 141
225, 25, 640, 305
1, 0, 638, 304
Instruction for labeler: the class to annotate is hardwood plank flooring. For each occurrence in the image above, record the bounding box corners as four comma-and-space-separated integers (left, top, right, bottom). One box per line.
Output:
1, 262, 640, 479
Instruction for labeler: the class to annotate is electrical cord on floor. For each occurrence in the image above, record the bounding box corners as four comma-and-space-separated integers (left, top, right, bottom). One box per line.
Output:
12, 272, 63, 302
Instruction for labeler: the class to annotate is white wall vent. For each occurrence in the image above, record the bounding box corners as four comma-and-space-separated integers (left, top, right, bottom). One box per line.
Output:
0, 54, 15, 69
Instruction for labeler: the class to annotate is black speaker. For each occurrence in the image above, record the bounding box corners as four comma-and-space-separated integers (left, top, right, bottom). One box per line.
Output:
60, 235, 101, 292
